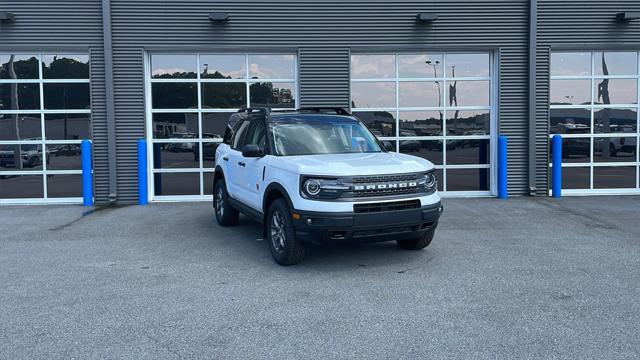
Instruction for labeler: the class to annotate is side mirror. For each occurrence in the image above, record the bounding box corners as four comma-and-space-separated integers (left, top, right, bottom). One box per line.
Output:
241, 144, 263, 158
381, 140, 394, 151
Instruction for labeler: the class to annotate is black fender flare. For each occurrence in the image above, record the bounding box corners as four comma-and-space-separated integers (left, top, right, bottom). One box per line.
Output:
213, 165, 225, 186
262, 182, 295, 214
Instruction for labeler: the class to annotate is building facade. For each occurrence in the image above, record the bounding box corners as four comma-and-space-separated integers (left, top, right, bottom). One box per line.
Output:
1, 0, 639, 204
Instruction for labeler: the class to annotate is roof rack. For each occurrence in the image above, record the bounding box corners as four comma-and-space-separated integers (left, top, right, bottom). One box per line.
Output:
237, 107, 271, 115
296, 107, 350, 116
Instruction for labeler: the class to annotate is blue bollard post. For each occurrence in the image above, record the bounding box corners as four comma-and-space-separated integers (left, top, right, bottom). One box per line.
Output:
81, 140, 93, 206
552, 134, 562, 198
138, 139, 148, 205
498, 135, 508, 199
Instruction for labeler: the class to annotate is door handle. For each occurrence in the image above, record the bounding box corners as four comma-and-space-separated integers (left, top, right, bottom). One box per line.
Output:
238, 161, 246, 167
222, 156, 228, 161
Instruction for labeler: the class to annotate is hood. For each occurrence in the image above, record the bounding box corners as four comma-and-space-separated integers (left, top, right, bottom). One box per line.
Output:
270, 152, 434, 176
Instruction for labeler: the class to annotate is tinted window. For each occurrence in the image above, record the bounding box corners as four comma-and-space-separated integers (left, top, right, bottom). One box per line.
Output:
595, 52, 638, 76
445, 53, 490, 77
249, 82, 295, 108
351, 82, 395, 108
351, 55, 395, 79
45, 113, 91, 140
151, 83, 198, 109
151, 54, 197, 79
202, 83, 246, 108
42, 54, 89, 79
201, 54, 246, 79
43, 83, 91, 110
0, 84, 40, 110
249, 55, 295, 79
399, 54, 443, 78
0, 114, 42, 140
551, 52, 591, 76
231, 119, 251, 149
270, 117, 382, 156
0, 54, 39, 79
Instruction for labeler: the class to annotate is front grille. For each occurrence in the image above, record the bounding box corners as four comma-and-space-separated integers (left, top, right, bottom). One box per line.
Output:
350, 173, 424, 198
353, 199, 421, 213
351, 173, 420, 184
353, 186, 421, 198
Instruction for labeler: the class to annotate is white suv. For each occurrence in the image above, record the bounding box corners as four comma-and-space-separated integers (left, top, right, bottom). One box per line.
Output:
213, 108, 442, 265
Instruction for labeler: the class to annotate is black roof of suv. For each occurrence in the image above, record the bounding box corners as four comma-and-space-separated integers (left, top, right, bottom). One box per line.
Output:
223, 107, 356, 144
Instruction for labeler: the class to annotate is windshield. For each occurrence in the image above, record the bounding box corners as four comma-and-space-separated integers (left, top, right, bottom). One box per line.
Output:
269, 117, 383, 156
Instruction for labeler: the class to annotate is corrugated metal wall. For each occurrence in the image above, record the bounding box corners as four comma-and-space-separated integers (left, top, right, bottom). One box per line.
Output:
298, 48, 351, 108
9, 1, 637, 202
537, 0, 640, 192
0, 0, 110, 202
109, 0, 530, 201
89, 48, 110, 202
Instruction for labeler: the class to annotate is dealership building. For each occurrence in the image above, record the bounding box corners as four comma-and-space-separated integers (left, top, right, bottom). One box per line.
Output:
1, 0, 639, 205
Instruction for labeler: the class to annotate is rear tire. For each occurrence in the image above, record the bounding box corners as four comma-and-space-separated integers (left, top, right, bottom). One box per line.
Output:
214, 180, 239, 226
396, 225, 436, 250
267, 199, 305, 265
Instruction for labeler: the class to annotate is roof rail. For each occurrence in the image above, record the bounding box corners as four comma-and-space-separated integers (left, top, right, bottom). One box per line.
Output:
237, 107, 271, 115
296, 107, 350, 116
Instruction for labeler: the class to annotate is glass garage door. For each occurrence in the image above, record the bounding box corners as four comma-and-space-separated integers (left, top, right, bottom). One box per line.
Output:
146, 53, 297, 201
350, 52, 494, 195
550, 51, 639, 194
0, 53, 91, 204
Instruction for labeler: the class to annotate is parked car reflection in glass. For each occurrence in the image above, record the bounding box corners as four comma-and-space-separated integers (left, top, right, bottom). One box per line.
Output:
0, 143, 48, 169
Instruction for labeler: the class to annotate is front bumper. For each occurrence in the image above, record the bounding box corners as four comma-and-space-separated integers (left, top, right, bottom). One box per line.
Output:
291, 201, 442, 244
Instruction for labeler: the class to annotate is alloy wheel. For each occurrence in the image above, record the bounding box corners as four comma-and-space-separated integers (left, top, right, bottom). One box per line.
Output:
270, 210, 286, 253
216, 187, 224, 217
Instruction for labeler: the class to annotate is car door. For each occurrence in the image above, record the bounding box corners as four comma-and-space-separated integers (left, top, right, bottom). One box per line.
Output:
225, 119, 250, 199
240, 119, 269, 211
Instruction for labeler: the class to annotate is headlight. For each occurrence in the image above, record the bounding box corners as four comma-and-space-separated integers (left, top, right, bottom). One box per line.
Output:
304, 179, 321, 196
301, 177, 349, 199
422, 171, 437, 193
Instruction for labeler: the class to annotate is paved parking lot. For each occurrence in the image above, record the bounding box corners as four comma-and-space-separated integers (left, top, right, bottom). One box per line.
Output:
1, 196, 639, 359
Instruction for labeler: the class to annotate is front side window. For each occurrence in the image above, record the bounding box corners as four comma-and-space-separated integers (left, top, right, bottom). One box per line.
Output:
270, 118, 382, 156
232, 118, 266, 151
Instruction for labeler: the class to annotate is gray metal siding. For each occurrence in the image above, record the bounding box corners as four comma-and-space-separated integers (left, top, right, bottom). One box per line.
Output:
90, 48, 110, 202
298, 48, 350, 108
537, 0, 640, 192
0, 0, 110, 201
110, 0, 530, 200
111, 48, 145, 202
534, 46, 550, 193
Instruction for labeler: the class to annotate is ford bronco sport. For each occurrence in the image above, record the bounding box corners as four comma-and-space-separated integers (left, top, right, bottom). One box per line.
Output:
213, 107, 442, 265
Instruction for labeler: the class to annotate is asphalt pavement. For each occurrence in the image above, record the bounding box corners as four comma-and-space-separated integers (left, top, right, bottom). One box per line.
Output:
1, 196, 639, 359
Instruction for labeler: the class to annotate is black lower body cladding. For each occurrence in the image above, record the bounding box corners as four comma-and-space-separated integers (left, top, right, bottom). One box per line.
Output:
291, 201, 442, 244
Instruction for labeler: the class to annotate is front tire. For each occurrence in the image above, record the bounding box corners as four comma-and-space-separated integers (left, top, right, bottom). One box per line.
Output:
396, 225, 436, 250
214, 180, 239, 226
267, 199, 305, 265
